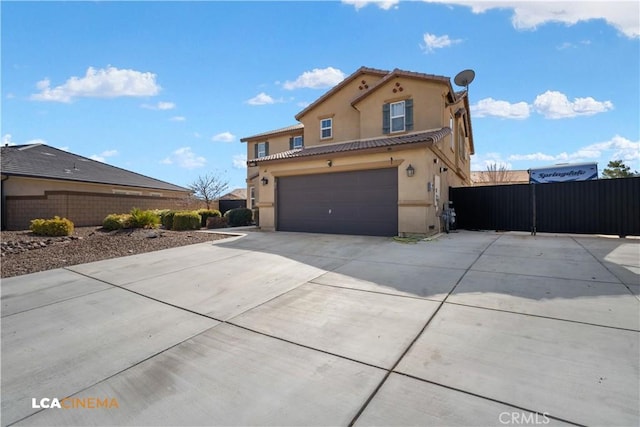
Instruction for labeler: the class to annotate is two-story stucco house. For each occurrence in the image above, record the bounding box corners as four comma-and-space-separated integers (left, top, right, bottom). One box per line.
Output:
241, 66, 474, 237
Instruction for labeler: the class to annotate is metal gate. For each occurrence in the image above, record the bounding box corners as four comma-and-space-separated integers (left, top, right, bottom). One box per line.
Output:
450, 177, 640, 237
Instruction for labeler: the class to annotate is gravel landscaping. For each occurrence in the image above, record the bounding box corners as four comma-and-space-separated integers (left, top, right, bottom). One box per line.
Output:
1, 227, 232, 278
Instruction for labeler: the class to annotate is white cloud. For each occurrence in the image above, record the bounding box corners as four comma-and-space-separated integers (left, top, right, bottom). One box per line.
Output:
142, 101, 175, 110
90, 149, 118, 163
31, 66, 161, 102
508, 135, 640, 164
471, 151, 513, 171
2, 134, 49, 147
341, 0, 400, 10
297, 101, 311, 108
246, 92, 277, 105
422, 1, 639, 39
212, 132, 236, 143
420, 33, 462, 53
471, 98, 531, 119
89, 150, 118, 163
170, 116, 186, 122
533, 90, 613, 119
232, 154, 247, 169
2, 134, 16, 146
283, 67, 346, 90
6, 93, 15, 99
161, 147, 206, 169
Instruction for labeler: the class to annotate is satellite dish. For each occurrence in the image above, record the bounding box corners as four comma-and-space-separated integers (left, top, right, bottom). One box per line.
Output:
454, 69, 475, 89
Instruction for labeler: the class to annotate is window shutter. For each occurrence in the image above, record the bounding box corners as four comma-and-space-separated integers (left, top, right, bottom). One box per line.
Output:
265, 141, 269, 156
289, 137, 293, 150
254, 143, 258, 159
405, 99, 414, 131
382, 103, 390, 134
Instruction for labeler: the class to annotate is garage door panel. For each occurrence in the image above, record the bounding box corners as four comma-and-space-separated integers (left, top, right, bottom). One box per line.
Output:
277, 169, 398, 237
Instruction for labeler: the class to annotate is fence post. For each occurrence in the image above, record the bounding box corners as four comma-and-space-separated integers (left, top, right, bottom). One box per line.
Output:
531, 183, 537, 236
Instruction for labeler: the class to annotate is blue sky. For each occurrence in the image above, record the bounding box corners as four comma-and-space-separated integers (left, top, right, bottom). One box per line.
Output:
2, 1, 639, 190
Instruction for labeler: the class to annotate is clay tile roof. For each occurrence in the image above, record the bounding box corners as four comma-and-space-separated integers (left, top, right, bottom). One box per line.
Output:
251, 128, 451, 164
240, 123, 304, 142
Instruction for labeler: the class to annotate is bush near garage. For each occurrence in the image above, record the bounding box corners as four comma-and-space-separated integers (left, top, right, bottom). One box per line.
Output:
160, 210, 177, 230
206, 216, 228, 229
102, 213, 133, 231
129, 208, 161, 229
197, 209, 222, 228
172, 211, 202, 231
30, 216, 75, 236
225, 208, 253, 227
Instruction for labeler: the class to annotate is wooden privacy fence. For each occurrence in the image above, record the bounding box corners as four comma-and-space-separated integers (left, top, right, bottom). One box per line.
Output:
450, 177, 640, 237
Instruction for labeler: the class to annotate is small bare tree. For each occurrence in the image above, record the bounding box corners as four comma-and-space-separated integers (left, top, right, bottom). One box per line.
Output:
484, 163, 510, 185
188, 172, 229, 209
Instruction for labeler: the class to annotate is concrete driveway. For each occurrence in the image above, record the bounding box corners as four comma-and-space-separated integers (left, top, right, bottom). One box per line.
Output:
1, 230, 638, 426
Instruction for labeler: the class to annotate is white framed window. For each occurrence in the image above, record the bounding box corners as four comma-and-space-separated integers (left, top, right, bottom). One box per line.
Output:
320, 118, 332, 139
257, 142, 267, 158
390, 101, 405, 132
458, 125, 466, 160
450, 115, 455, 150
293, 136, 303, 149
149, 192, 163, 197
250, 186, 255, 208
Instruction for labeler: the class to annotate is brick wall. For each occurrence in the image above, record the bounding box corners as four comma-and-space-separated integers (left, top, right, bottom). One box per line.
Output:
4, 191, 191, 230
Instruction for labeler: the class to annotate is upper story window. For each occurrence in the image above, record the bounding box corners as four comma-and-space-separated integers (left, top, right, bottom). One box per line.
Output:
450, 115, 455, 150
255, 141, 268, 158
320, 118, 332, 139
292, 136, 303, 149
458, 125, 466, 161
390, 101, 405, 132
383, 99, 413, 134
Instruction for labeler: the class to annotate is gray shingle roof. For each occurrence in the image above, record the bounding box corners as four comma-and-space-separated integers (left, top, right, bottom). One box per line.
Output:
250, 128, 451, 164
1, 144, 189, 192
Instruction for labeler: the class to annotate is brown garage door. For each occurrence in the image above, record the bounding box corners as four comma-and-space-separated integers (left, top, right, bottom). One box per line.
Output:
277, 168, 398, 236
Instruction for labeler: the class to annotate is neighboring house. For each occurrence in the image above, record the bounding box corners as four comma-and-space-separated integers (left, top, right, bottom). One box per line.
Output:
471, 170, 530, 186
217, 188, 247, 214
241, 66, 475, 236
1, 144, 190, 230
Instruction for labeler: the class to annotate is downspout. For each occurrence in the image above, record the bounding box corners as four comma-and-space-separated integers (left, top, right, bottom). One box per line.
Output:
1, 175, 9, 230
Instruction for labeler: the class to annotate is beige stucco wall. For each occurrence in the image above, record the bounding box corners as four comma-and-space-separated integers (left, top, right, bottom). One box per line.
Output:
298, 71, 385, 146
354, 78, 448, 139
1, 175, 190, 230
255, 146, 451, 235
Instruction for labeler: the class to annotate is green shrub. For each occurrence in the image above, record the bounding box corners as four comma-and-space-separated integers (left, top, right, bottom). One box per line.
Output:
206, 216, 228, 229
226, 208, 253, 227
197, 209, 222, 228
30, 216, 75, 236
161, 210, 177, 229
129, 208, 160, 229
102, 213, 132, 231
172, 211, 202, 231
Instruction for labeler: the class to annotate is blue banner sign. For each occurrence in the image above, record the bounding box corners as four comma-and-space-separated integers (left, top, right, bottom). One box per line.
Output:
529, 163, 598, 184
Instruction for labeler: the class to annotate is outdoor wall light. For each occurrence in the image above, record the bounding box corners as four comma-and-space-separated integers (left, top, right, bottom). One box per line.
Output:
406, 164, 415, 177
440, 167, 448, 173
261, 176, 269, 185
327, 160, 332, 167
